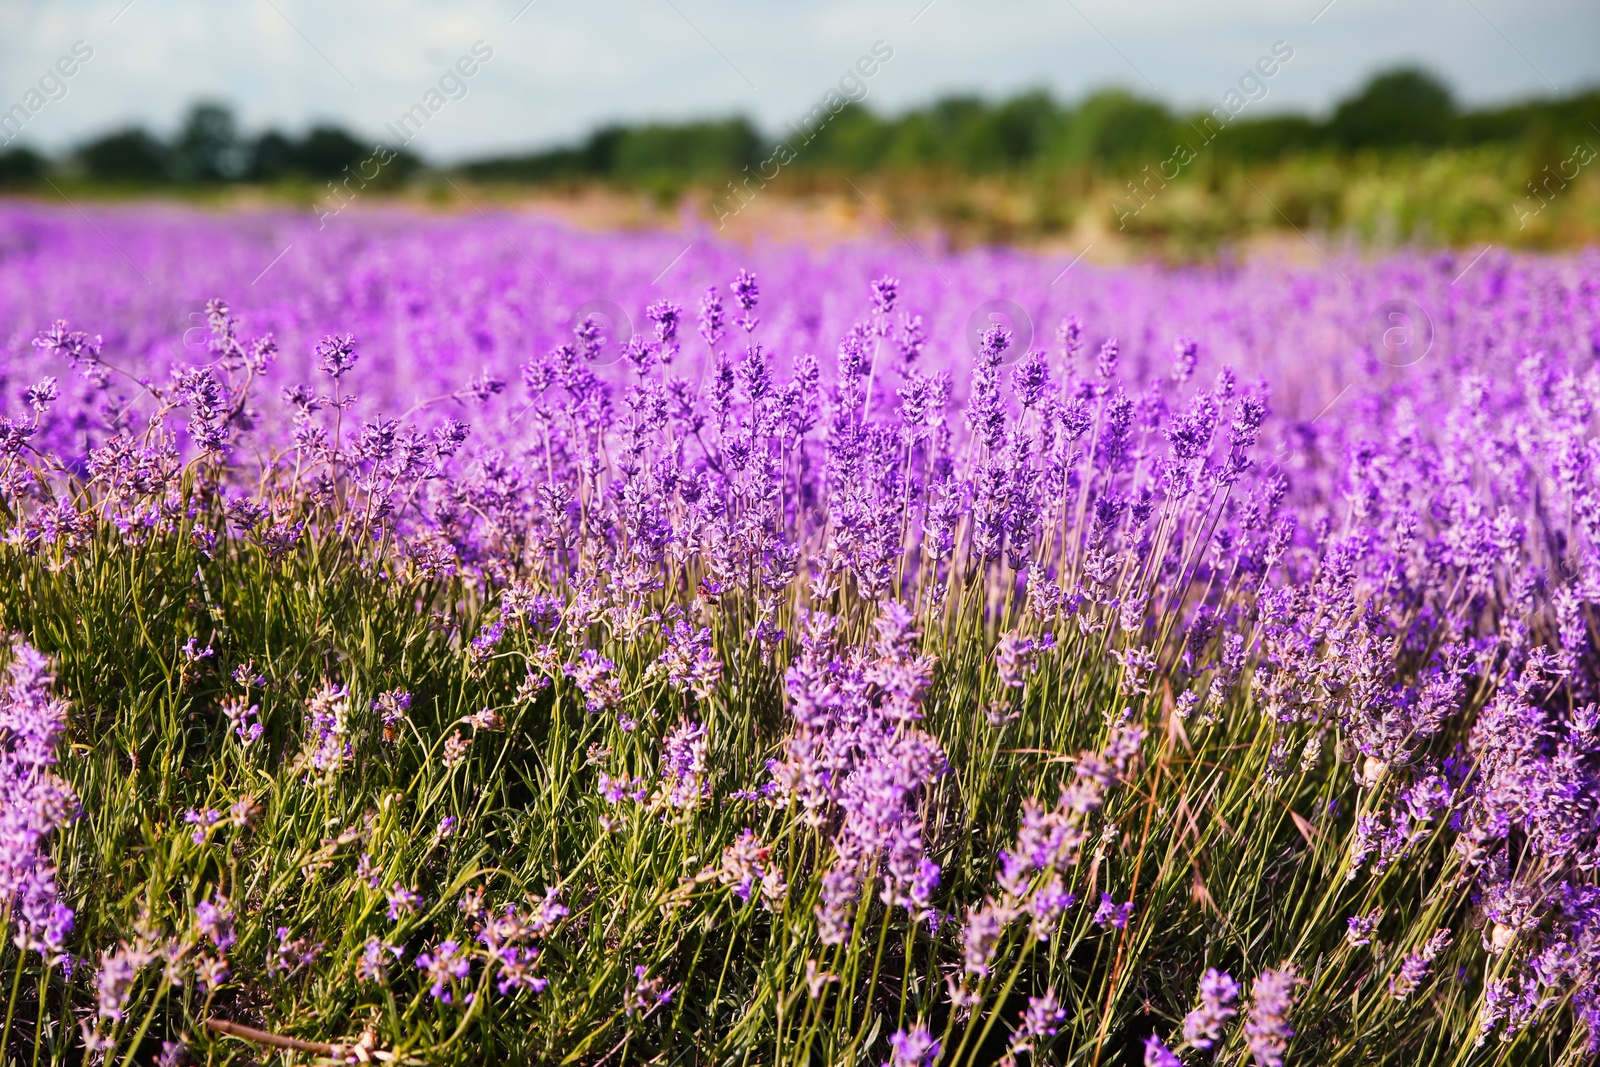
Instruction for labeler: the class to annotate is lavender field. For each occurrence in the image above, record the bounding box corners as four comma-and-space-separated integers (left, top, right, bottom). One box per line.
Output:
1, 203, 1597, 1066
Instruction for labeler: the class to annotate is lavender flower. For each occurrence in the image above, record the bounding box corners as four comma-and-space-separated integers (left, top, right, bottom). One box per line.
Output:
816, 859, 860, 945
194, 894, 235, 950
697, 285, 725, 348
1345, 909, 1380, 947
358, 937, 401, 983
660, 719, 709, 811
963, 900, 1008, 975
1093, 893, 1133, 930
303, 682, 351, 778
1144, 1035, 1181, 1067
194, 952, 230, 994
1244, 965, 1301, 1067
715, 829, 786, 909
1389, 928, 1452, 1001
731, 269, 759, 332
95, 945, 147, 1020
1, 643, 78, 961
1011, 990, 1067, 1053
416, 939, 471, 1002
647, 298, 682, 351
1182, 968, 1240, 1049
566, 649, 621, 712
316, 333, 359, 379
442, 730, 471, 768
870, 275, 899, 319
221, 696, 261, 747
492, 945, 546, 995
1097, 338, 1119, 380
885, 1025, 939, 1067
13, 208, 1600, 1063
267, 925, 323, 977
23, 377, 59, 413
387, 883, 422, 921
374, 688, 412, 742
626, 964, 673, 1017
656, 621, 722, 698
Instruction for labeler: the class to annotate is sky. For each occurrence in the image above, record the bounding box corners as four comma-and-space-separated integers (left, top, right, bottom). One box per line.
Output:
1, 0, 1596, 163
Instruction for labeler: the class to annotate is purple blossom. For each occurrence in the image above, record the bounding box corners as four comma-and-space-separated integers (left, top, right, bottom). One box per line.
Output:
731, 269, 759, 332
358, 937, 402, 983
566, 649, 621, 713
1144, 1035, 1182, 1067
885, 1025, 939, 1067
416, 939, 472, 1002
1389, 928, 1452, 1001
1345, 909, 1380, 947
267, 925, 324, 977
870, 275, 899, 319
316, 333, 359, 379
23, 377, 59, 413
194, 894, 236, 950
303, 682, 351, 777
470, 621, 504, 662
387, 883, 422, 921
626, 964, 673, 1017
1011, 990, 1067, 1053
660, 719, 709, 810
697, 285, 725, 348
12, 208, 1600, 1061
1182, 968, 1240, 1049
656, 621, 722, 698
1, 643, 77, 961
221, 696, 262, 747
963, 900, 1008, 975
492, 945, 546, 995
1244, 965, 1301, 1067
1093, 893, 1133, 930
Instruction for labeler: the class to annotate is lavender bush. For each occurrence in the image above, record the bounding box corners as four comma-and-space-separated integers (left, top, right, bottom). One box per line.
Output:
0, 203, 1597, 1065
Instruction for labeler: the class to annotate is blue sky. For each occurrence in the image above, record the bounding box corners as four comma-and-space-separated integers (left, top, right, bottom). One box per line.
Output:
1, 0, 1595, 162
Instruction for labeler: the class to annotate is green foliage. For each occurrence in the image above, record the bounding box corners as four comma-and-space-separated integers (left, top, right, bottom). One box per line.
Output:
0, 146, 46, 188
78, 128, 171, 185
65, 104, 420, 188
459, 117, 762, 185
457, 69, 1599, 180
1328, 67, 1458, 151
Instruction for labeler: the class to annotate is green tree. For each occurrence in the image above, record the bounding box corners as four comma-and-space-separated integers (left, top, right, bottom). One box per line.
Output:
0, 146, 46, 186
1329, 67, 1456, 150
77, 128, 170, 183
172, 101, 245, 182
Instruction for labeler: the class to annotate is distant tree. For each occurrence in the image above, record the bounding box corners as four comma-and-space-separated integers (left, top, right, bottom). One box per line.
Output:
78, 128, 170, 183
1329, 67, 1456, 149
296, 125, 370, 180
173, 102, 246, 182
447, 77, 1596, 185
916, 96, 990, 170
246, 130, 297, 182
610, 118, 762, 180
1214, 115, 1324, 162
984, 91, 1060, 168
801, 104, 890, 171
581, 126, 625, 175
1053, 89, 1176, 168
0, 146, 46, 186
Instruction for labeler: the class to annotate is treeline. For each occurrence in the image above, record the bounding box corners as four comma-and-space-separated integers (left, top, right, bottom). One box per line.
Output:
0, 103, 421, 188
1, 67, 1595, 193
460, 68, 1600, 184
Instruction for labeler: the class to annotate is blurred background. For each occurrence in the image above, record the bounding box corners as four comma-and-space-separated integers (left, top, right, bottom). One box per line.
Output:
1, 0, 1597, 258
